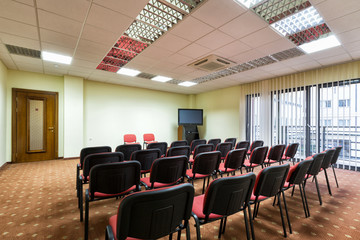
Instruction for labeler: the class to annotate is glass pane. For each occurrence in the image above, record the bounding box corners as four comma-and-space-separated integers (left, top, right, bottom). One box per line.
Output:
29, 99, 44, 151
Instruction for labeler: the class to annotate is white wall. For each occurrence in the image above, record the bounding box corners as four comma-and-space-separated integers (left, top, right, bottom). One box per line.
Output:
83, 80, 189, 150
0, 61, 7, 167
6, 70, 64, 161
64, 75, 83, 158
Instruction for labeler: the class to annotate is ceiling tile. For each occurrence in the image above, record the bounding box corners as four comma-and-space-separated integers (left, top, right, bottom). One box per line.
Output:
177, 43, 211, 59
349, 50, 360, 59
151, 33, 191, 53
308, 46, 347, 60
337, 28, 360, 45
196, 30, 235, 50
0, 0, 36, 25
240, 27, 282, 48
14, 0, 34, 6
17, 62, 44, 73
316, 53, 352, 66
127, 55, 159, 70
316, 0, 360, 22
170, 16, 214, 42
41, 42, 74, 56
140, 45, 175, 59
256, 38, 295, 56
76, 38, 110, 57
73, 49, 104, 64
0, 18, 38, 40
80, 24, 119, 46
40, 29, 78, 49
92, 0, 148, 19
0, 53, 17, 69
231, 49, 265, 63
172, 66, 196, 75
36, 0, 90, 22
86, 4, 132, 34
11, 54, 42, 65
290, 60, 322, 72
67, 70, 91, 79
71, 58, 99, 70
0, 33, 40, 50
163, 53, 192, 65
212, 40, 251, 59
191, 0, 245, 28
219, 11, 268, 39
38, 10, 83, 37
327, 10, 360, 34
343, 40, 360, 52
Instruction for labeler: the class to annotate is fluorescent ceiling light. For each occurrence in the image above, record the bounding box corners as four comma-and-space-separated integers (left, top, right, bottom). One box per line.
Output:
299, 35, 341, 54
42, 51, 72, 65
117, 68, 141, 76
151, 75, 172, 82
178, 81, 197, 87
271, 6, 324, 36
233, 0, 265, 9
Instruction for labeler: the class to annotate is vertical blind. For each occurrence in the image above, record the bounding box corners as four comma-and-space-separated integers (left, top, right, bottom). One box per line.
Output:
245, 61, 360, 171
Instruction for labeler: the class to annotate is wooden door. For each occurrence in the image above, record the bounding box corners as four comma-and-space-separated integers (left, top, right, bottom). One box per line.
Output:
12, 89, 58, 162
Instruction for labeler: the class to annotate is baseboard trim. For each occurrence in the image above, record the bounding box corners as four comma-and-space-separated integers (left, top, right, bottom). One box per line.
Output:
63, 157, 80, 160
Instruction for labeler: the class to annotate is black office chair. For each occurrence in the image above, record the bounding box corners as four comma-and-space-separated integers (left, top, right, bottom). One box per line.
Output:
304, 153, 325, 205
224, 138, 237, 149
130, 149, 161, 176
115, 144, 141, 160
236, 141, 250, 151
170, 140, 188, 147
105, 184, 195, 240
208, 138, 221, 149
166, 146, 191, 159
330, 146, 342, 188
147, 141, 168, 157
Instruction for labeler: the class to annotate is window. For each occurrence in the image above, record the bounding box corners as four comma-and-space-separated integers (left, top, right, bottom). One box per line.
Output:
325, 100, 331, 108
338, 119, 350, 126
339, 99, 350, 107
323, 119, 332, 126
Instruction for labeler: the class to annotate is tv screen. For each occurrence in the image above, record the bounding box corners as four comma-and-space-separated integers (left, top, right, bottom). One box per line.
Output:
178, 109, 203, 125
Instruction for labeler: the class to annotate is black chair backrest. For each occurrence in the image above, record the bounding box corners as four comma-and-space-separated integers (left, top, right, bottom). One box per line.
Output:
190, 139, 207, 152
130, 149, 161, 171
216, 142, 233, 159
203, 173, 256, 217
254, 164, 290, 197
249, 140, 264, 153
235, 141, 250, 150
149, 156, 188, 185
193, 144, 214, 158
83, 152, 124, 179
147, 142, 168, 156
115, 144, 141, 160
224, 138, 236, 149
115, 184, 194, 240
321, 149, 336, 169
224, 148, 247, 170
80, 146, 112, 168
249, 146, 268, 165
331, 146, 342, 165
307, 153, 325, 176
284, 143, 299, 158
287, 159, 313, 184
267, 144, 286, 161
192, 151, 221, 175
170, 140, 188, 147
89, 161, 140, 200
166, 146, 191, 158
207, 138, 221, 148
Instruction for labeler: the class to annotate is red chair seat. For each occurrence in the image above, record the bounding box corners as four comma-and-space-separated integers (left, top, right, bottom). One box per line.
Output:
264, 159, 277, 164
283, 182, 293, 188
243, 160, 259, 167
140, 177, 178, 189
93, 185, 136, 198
218, 163, 236, 173
250, 193, 267, 201
126, 142, 140, 145
189, 156, 194, 163
192, 195, 223, 219
145, 141, 157, 144
186, 169, 210, 179
81, 174, 90, 181
109, 215, 141, 240
141, 170, 150, 174
286, 164, 298, 182
281, 155, 290, 160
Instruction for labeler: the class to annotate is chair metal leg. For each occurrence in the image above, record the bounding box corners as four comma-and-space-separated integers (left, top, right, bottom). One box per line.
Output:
314, 176, 322, 205
169, 233, 173, 240
84, 190, 90, 240
202, 178, 206, 194
248, 204, 255, 240
218, 218, 224, 238
324, 168, 332, 196
277, 193, 287, 238
301, 183, 310, 218
243, 208, 250, 240
282, 190, 292, 234
291, 185, 296, 197
298, 184, 308, 218
272, 194, 277, 206
192, 213, 201, 240
222, 217, 227, 234
79, 181, 83, 222
332, 165, 339, 188
186, 222, 191, 240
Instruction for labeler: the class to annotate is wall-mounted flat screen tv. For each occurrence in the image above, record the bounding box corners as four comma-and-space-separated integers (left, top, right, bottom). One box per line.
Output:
178, 109, 203, 125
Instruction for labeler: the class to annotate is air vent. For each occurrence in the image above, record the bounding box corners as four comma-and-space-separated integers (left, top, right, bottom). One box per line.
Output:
137, 72, 156, 79
188, 55, 236, 72
5, 44, 41, 59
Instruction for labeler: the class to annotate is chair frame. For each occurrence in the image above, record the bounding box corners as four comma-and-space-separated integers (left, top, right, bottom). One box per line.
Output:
264, 144, 286, 167
143, 133, 157, 148
216, 142, 233, 161
170, 140, 188, 147
123, 134, 138, 144
207, 138, 221, 149
166, 145, 191, 159
304, 153, 325, 205
105, 184, 194, 240
147, 141, 168, 157
224, 138, 237, 149
235, 141, 250, 151
281, 143, 299, 165
244, 146, 268, 172
115, 144, 141, 160
218, 148, 247, 176
331, 146, 342, 188
85, 161, 141, 240
191, 173, 256, 240
130, 149, 162, 176
190, 139, 207, 153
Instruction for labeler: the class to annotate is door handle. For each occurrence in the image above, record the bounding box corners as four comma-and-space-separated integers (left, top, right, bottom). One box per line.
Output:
48, 127, 54, 132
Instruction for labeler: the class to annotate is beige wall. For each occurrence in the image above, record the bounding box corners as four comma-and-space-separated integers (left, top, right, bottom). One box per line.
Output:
83, 80, 189, 150
6, 70, 65, 162
0, 61, 7, 167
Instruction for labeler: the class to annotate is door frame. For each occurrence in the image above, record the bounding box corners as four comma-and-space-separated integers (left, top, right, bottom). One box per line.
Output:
12, 88, 59, 163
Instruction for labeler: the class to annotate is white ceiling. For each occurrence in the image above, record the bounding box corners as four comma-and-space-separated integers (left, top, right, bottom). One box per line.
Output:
0, 0, 359, 95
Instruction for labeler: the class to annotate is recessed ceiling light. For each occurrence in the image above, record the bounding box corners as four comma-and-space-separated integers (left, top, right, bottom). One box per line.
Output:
117, 68, 141, 76
233, 0, 265, 9
299, 35, 341, 54
178, 81, 197, 87
151, 75, 172, 82
42, 51, 72, 65
271, 6, 324, 36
